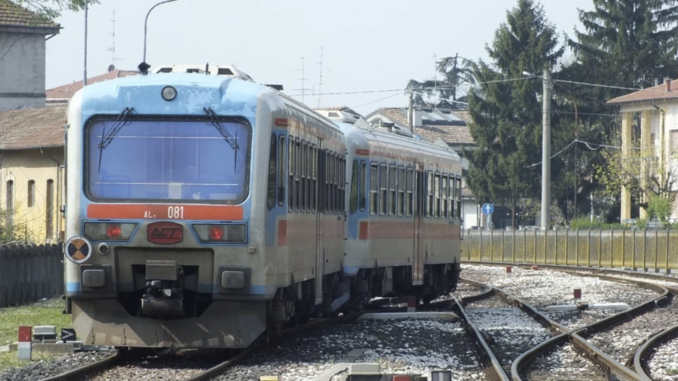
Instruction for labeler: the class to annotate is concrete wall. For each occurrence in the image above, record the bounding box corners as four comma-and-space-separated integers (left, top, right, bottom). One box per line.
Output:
0, 148, 64, 244
0, 32, 46, 111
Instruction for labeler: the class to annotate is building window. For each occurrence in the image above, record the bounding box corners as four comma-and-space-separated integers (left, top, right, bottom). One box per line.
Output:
359, 161, 367, 211
46, 180, 54, 240
370, 163, 378, 215
27, 180, 35, 208
6, 180, 14, 226
672, 130, 678, 155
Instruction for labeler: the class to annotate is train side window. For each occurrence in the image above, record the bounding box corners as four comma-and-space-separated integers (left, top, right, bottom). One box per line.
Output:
288, 136, 295, 212
426, 170, 433, 217
333, 154, 339, 213
434, 173, 440, 218
267, 134, 277, 210
359, 161, 367, 211
406, 167, 413, 216
450, 175, 456, 218
278, 136, 285, 206
350, 160, 358, 214
310, 145, 316, 212
325, 150, 331, 212
295, 138, 301, 212
441, 174, 447, 218
306, 144, 311, 212
457, 176, 462, 218
380, 163, 388, 215
389, 164, 396, 215
300, 141, 306, 212
341, 158, 346, 212
370, 163, 378, 215
397, 166, 405, 216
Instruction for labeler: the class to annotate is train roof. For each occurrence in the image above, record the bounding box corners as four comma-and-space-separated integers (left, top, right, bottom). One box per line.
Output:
335, 121, 460, 162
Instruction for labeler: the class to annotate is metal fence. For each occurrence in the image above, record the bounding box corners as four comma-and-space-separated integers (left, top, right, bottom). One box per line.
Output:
464, 230, 678, 273
0, 244, 63, 308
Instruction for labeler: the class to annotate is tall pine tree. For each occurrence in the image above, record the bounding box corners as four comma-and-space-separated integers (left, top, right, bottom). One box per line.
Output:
569, 0, 678, 90
464, 0, 563, 227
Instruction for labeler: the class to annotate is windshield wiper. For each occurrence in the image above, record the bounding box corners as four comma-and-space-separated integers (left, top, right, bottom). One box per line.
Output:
203, 107, 240, 171
98, 107, 134, 172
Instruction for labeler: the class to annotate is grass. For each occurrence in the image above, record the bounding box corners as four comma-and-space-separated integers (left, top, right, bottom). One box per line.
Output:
0, 297, 72, 372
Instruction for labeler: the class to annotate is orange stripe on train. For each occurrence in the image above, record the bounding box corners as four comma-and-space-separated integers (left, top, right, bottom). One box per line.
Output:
87, 204, 244, 221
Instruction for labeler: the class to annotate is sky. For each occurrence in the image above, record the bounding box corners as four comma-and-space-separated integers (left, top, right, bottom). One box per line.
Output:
45, 0, 592, 115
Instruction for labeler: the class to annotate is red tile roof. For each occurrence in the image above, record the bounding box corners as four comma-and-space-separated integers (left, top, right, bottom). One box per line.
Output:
46, 70, 138, 100
0, 105, 66, 150
0, 0, 59, 29
416, 124, 475, 146
607, 80, 678, 104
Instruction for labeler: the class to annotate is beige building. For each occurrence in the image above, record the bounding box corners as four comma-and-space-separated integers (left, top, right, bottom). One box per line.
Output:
0, 105, 66, 243
608, 79, 678, 222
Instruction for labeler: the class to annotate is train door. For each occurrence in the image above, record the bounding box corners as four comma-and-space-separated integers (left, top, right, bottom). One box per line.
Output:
412, 165, 424, 285
314, 141, 325, 305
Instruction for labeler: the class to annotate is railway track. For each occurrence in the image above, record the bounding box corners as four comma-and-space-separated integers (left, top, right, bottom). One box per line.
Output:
39, 312, 364, 381
464, 262, 678, 381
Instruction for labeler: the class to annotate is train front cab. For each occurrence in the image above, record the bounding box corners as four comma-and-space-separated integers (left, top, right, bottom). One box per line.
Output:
63, 75, 292, 349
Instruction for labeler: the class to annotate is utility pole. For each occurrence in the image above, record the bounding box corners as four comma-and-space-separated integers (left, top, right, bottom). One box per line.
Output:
541, 68, 551, 230
317, 47, 324, 108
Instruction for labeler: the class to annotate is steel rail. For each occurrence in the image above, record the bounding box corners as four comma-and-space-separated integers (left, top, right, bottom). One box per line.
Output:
463, 262, 672, 380
452, 291, 510, 381
40, 352, 121, 381
634, 324, 678, 381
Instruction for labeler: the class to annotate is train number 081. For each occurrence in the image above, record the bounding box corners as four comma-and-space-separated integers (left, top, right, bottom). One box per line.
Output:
168, 206, 184, 219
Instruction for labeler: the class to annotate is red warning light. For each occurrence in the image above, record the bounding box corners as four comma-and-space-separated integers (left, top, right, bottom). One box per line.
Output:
209, 226, 224, 241
106, 224, 122, 239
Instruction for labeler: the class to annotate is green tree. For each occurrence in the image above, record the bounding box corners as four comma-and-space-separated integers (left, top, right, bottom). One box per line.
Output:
563, 0, 678, 220
406, 54, 475, 109
569, 0, 678, 90
464, 0, 563, 227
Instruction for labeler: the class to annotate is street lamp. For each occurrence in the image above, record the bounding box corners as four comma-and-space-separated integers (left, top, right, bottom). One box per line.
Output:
524, 70, 553, 230
140, 0, 178, 74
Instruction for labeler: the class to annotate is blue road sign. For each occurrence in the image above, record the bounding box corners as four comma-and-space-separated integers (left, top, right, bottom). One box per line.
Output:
482, 203, 494, 216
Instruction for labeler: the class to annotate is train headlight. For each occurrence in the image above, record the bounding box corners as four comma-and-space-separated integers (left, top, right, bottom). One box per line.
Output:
161, 86, 177, 101
84, 222, 137, 241
194, 224, 246, 243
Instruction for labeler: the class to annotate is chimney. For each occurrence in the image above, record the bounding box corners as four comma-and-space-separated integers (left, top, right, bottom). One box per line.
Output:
666, 78, 671, 92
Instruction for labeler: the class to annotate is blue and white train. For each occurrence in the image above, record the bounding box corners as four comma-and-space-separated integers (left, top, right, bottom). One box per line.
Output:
63, 65, 462, 348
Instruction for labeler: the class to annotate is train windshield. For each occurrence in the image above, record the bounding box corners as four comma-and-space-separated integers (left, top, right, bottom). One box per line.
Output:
86, 118, 251, 203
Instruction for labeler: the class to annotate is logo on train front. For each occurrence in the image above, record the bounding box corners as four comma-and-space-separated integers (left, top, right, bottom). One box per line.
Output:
147, 222, 183, 244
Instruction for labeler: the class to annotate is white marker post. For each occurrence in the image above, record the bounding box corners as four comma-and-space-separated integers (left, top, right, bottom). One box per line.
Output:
18, 326, 31, 361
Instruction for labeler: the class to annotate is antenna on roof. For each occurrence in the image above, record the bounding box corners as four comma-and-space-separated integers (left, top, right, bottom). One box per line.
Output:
317, 47, 324, 108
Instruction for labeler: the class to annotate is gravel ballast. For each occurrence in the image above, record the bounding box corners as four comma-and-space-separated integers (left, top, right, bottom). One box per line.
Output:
215, 317, 483, 381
